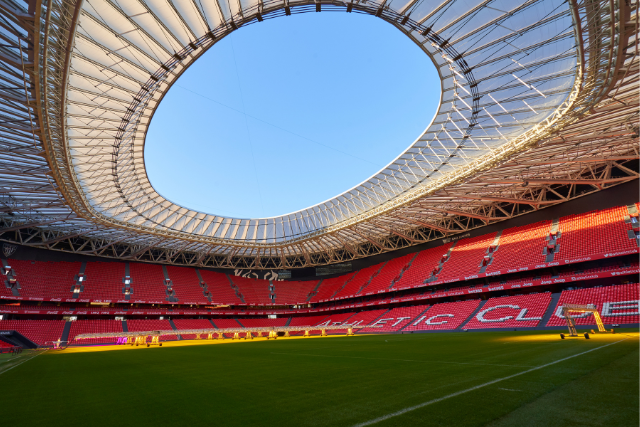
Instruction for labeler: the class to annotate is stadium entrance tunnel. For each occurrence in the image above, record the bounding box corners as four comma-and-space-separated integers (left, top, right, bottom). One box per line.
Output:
145, 12, 439, 218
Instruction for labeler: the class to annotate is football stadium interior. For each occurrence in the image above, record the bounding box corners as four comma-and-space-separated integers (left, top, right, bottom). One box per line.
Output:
0, 0, 638, 425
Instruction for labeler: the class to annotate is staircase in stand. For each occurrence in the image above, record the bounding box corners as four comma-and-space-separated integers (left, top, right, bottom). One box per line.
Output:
306, 279, 323, 302
1, 259, 21, 297
71, 262, 87, 298
162, 266, 179, 303
356, 262, 387, 295
388, 252, 419, 290
426, 242, 457, 283
479, 231, 502, 274
227, 275, 245, 303
544, 218, 561, 262
195, 269, 213, 303
458, 300, 488, 330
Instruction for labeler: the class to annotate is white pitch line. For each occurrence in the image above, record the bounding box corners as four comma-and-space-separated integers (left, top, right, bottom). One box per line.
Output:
270, 352, 534, 368
351, 338, 628, 427
0, 351, 44, 376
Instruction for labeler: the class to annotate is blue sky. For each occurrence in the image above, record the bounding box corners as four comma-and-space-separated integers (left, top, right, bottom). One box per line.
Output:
145, 13, 440, 218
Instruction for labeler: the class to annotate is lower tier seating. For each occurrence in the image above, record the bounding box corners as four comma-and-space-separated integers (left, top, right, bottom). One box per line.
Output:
360, 305, 430, 333
0, 320, 65, 346
236, 318, 289, 328
546, 283, 639, 326
403, 300, 481, 331
172, 319, 215, 339
210, 318, 243, 337
0, 340, 14, 348
463, 293, 552, 329
126, 319, 176, 341
327, 309, 388, 334
69, 320, 123, 345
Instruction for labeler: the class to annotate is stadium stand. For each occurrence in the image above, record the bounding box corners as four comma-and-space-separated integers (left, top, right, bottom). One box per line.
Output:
463, 293, 552, 329
327, 309, 388, 334
8, 260, 80, 299
127, 319, 176, 341
199, 270, 242, 304
546, 283, 639, 326
485, 221, 551, 273
404, 300, 481, 331
557, 206, 637, 259
332, 264, 383, 299
274, 280, 318, 304
82, 261, 126, 301
438, 233, 497, 281
210, 318, 243, 337
172, 319, 215, 339
231, 276, 272, 305
317, 312, 356, 325
236, 318, 289, 328
308, 274, 354, 302
128, 263, 169, 302
391, 244, 452, 289
166, 266, 208, 304
361, 305, 429, 333
362, 254, 415, 294
0, 320, 65, 346
0, 340, 14, 348
69, 320, 123, 345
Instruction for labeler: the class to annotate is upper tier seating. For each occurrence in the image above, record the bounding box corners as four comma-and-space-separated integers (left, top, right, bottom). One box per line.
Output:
9, 260, 80, 299
231, 276, 272, 305
172, 319, 215, 339
557, 206, 637, 259
308, 274, 354, 303
546, 283, 639, 326
0, 320, 65, 346
126, 319, 176, 341
361, 305, 429, 333
198, 270, 242, 304
438, 233, 497, 281
274, 280, 319, 304
332, 264, 383, 299
391, 244, 452, 289
463, 292, 552, 329
166, 266, 208, 304
69, 320, 123, 345
363, 254, 415, 294
82, 262, 126, 301
485, 220, 551, 273
404, 300, 481, 331
128, 263, 169, 303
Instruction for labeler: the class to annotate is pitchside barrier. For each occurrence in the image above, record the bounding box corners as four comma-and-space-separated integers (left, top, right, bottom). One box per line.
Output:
73, 325, 363, 347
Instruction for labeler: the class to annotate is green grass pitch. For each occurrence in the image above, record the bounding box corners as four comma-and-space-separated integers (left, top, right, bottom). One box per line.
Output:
2, 330, 638, 426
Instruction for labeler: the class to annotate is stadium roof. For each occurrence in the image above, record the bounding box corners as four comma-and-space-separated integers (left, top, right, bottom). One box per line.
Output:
0, 0, 637, 269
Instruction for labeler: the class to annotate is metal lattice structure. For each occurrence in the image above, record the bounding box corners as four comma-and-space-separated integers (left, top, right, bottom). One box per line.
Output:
0, 0, 638, 269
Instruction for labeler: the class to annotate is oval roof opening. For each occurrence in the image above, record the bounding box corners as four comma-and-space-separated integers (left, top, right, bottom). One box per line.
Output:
145, 13, 440, 218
